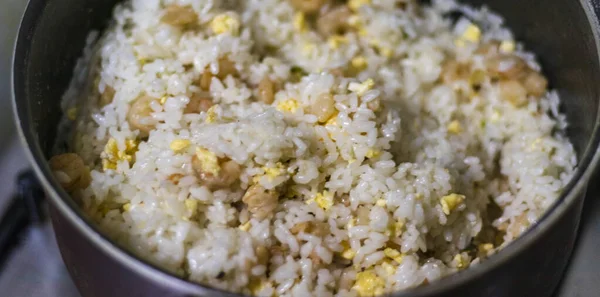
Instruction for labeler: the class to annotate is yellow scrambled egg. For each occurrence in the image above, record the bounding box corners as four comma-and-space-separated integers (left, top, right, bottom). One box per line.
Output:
328, 35, 348, 49
195, 147, 220, 175
440, 193, 466, 215
500, 40, 515, 53
102, 138, 139, 171
349, 0, 371, 11
122, 203, 131, 212
210, 13, 240, 35
276, 99, 300, 113
375, 198, 386, 207
348, 78, 375, 96
170, 139, 191, 153
341, 241, 356, 260
248, 278, 271, 295
366, 148, 381, 159
306, 190, 334, 210
469, 69, 486, 87
478, 243, 494, 255
159, 95, 168, 104
184, 198, 198, 213
351, 56, 368, 71
353, 269, 385, 297
462, 24, 481, 43
205, 105, 218, 123
447, 120, 462, 134
379, 47, 393, 58
263, 162, 286, 181
453, 254, 469, 269
455, 23, 481, 47
393, 220, 405, 236
326, 112, 339, 126
348, 14, 362, 27
385, 218, 405, 238
383, 248, 404, 264
294, 12, 307, 32
347, 217, 356, 228
381, 260, 396, 276
239, 221, 252, 231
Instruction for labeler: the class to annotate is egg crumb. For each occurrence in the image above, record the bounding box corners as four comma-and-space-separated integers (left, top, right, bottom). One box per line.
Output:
263, 162, 286, 181
348, 78, 375, 96
326, 112, 339, 126
348, 14, 362, 27
375, 198, 386, 207
347, 217, 356, 228
210, 13, 240, 35
248, 278, 270, 295
239, 221, 252, 231
351, 56, 368, 71
366, 148, 381, 159
122, 203, 131, 212
500, 40, 515, 53
379, 47, 393, 58
277, 99, 300, 113
453, 254, 469, 269
170, 139, 191, 153
393, 220, 405, 236
67, 108, 77, 120
349, 0, 371, 11
307, 190, 334, 210
447, 120, 462, 134
381, 261, 396, 276
384, 248, 404, 264
461, 23, 481, 43
478, 243, 494, 255
159, 96, 168, 104
341, 241, 356, 260
441, 193, 466, 215
294, 12, 307, 31
353, 269, 385, 297
328, 35, 348, 49
102, 138, 139, 171
315, 190, 334, 210
184, 198, 198, 213
205, 105, 218, 123
469, 69, 486, 87
102, 159, 117, 171
195, 147, 220, 176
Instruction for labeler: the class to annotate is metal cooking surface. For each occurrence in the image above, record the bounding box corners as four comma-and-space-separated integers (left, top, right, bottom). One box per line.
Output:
0, 0, 598, 296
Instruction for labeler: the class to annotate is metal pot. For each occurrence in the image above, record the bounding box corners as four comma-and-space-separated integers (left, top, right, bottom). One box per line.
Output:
11, 0, 600, 296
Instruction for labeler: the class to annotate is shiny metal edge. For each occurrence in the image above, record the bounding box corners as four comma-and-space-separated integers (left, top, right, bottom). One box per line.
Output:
10, 0, 600, 296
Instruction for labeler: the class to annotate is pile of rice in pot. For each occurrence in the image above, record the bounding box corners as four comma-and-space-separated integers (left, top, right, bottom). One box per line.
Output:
50, 0, 577, 296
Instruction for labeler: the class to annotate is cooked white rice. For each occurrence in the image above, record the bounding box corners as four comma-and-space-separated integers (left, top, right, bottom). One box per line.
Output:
53, 0, 577, 296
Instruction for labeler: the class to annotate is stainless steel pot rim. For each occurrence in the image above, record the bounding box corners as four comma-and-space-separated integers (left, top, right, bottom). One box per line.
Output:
11, 0, 600, 296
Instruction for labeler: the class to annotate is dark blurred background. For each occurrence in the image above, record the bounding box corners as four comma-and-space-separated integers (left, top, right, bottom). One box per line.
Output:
0, 0, 79, 296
